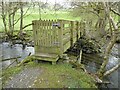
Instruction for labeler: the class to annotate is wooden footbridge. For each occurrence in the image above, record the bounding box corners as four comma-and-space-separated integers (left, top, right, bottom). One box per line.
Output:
32, 19, 85, 64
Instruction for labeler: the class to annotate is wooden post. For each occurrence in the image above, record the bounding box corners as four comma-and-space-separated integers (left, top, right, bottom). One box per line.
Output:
79, 22, 82, 37
83, 21, 86, 36
70, 21, 73, 47
58, 20, 63, 57
2, 56, 21, 61
76, 21, 79, 41
5, 60, 16, 69
32, 21, 36, 45
77, 49, 82, 64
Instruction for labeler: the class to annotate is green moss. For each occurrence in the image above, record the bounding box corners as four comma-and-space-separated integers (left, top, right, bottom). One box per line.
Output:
17, 56, 35, 66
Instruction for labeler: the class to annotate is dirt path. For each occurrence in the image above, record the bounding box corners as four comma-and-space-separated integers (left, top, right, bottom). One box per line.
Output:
4, 67, 43, 88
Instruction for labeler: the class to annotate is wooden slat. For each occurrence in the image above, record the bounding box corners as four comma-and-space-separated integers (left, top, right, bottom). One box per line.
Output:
37, 21, 40, 45
63, 27, 70, 34
39, 20, 42, 46
36, 21, 38, 46
48, 20, 51, 46
76, 21, 79, 41
45, 20, 47, 46
46, 20, 48, 47
32, 21, 36, 45
63, 35, 70, 45
63, 41, 70, 52
35, 21, 37, 46
35, 46, 60, 54
52, 20, 56, 46
39, 20, 41, 46
58, 20, 63, 56
70, 21, 74, 47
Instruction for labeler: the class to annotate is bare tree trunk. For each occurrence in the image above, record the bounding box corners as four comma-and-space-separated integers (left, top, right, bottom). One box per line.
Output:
38, 2, 41, 20
12, 13, 15, 35
98, 16, 118, 78
98, 3, 118, 78
1, 1, 7, 34
118, 2, 120, 23
11, 3, 16, 35
19, 2, 23, 36
8, 2, 12, 36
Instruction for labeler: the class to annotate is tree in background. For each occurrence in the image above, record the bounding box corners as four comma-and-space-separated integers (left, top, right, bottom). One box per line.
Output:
0, 1, 33, 39
1, 1, 20, 37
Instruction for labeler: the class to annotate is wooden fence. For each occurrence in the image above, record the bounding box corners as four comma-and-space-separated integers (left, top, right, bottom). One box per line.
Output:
32, 19, 85, 63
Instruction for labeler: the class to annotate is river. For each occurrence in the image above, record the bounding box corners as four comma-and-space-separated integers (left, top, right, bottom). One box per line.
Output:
1, 42, 34, 69
84, 43, 120, 89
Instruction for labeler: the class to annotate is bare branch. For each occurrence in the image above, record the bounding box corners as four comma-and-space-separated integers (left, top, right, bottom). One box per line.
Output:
22, 23, 33, 30
103, 63, 120, 77
14, 3, 32, 26
110, 8, 120, 16
88, 10, 100, 17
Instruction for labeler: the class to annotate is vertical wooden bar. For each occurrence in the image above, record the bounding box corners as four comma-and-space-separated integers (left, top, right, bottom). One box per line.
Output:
80, 21, 83, 37
32, 21, 36, 46
70, 21, 73, 47
37, 21, 40, 46
52, 20, 55, 46
34, 21, 37, 46
42, 20, 45, 46
39, 20, 42, 46
78, 22, 80, 38
44, 20, 46, 47
57, 20, 59, 47
40, 20, 42, 46
83, 21, 86, 36
54, 20, 57, 46
46, 20, 49, 47
48, 20, 51, 46
51, 20, 54, 46
58, 20, 63, 57
76, 21, 79, 41
36, 21, 38, 46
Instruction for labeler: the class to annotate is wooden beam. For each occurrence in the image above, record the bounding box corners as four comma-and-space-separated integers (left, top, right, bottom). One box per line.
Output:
2, 56, 21, 62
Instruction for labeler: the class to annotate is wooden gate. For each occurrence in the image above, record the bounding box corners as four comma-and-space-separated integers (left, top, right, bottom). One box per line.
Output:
32, 19, 86, 64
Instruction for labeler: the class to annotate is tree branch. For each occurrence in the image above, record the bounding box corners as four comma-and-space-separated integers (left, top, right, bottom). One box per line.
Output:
14, 3, 32, 26
103, 63, 120, 77
110, 8, 120, 16
22, 23, 33, 30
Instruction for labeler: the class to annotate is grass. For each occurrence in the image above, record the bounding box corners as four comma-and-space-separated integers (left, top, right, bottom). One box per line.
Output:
27, 61, 97, 88
2, 61, 97, 88
0, 9, 81, 32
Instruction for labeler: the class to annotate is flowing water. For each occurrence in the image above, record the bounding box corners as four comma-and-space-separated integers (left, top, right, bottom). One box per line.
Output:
105, 44, 120, 88
84, 44, 120, 89
1, 42, 34, 69
0, 42, 119, 88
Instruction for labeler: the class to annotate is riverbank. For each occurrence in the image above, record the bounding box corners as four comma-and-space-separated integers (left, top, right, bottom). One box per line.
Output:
2, 61, 97, 88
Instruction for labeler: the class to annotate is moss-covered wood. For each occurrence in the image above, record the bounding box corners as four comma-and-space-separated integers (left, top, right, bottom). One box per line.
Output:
32, 19, 85, 62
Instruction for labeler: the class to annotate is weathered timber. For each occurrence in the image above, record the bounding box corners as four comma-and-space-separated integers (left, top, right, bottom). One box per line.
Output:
77, 49, 82, 64
1, 56, 21, 62
5, 59, 18, 69
32, 19, 85, 63
17, 55, 34, 66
